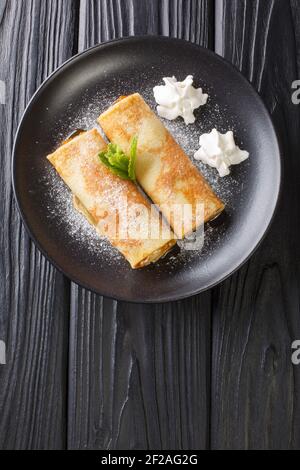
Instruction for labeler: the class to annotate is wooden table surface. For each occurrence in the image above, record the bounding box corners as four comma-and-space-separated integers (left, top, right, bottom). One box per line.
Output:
0, 0, 299, 450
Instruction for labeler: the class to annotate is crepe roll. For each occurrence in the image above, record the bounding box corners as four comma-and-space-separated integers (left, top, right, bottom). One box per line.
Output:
47, 129, 176, 269
98, 93, 225, 238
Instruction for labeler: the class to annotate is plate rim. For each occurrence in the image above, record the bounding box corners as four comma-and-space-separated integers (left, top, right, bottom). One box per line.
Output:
12, 35, 282, 303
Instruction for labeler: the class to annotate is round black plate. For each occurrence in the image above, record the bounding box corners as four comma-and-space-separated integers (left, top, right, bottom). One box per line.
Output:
12, 36, 281, 303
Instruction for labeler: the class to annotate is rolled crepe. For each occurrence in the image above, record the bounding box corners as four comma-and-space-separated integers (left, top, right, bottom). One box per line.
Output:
47, 129, 176, 269
98, 93, 225, 238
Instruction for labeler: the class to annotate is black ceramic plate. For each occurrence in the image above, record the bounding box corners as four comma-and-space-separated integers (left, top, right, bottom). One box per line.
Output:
12, 36, 281, 303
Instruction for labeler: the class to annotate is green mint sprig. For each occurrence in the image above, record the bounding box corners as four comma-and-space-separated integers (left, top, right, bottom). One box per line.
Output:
99, 136, 138, 182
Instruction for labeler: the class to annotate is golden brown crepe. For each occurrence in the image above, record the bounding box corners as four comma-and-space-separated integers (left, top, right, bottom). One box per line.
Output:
47, 129, 176, 269
98, 93, 225, 238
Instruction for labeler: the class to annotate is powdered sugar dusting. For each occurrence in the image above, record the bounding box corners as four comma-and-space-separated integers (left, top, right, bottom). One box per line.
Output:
44, 72, 249, 270
42, 167, 123, 266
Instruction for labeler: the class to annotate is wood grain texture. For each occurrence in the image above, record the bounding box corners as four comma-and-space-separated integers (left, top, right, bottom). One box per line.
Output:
68, 0, 214, 450
1, 0, 299, 450
0, 0, 77, 449
69, 292, 211, 450
78, 0, 214, 49
212, 0, 300, 449
291, 0, 300, 73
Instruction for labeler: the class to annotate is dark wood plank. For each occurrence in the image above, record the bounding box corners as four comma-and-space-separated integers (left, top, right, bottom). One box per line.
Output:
212, 0, 300, 450
68, 0, 214, 450
291, 0, 300, 73
78, 0, 214, 48
0, 0, 78, 449
69, 293, 211, 450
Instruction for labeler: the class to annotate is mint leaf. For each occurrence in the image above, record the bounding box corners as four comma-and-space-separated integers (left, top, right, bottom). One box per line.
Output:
108, 151, 129, 172
99, 151, 128, 179
99, 137, 138, 182
128, 136, 138, 181
108, 167, 130, 180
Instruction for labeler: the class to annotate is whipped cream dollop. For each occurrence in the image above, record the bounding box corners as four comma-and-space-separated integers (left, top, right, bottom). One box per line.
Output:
194, 129, 249, 177
153, 75, 208, 125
